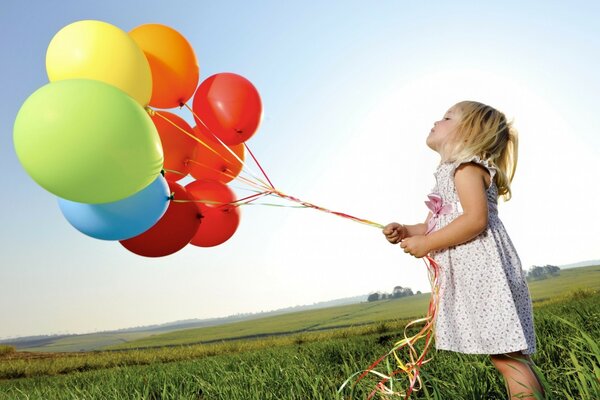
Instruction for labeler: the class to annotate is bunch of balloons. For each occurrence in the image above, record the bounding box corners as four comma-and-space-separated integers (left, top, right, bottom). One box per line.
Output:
13, 20, 262, 257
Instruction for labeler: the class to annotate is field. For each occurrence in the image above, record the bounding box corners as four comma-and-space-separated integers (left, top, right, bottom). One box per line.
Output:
110, 265, 600, 350
13, 266, 600, 353
0, 266, 598, 399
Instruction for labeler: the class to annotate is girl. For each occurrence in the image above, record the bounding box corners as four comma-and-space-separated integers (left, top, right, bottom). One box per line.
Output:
383, 101, 545, 399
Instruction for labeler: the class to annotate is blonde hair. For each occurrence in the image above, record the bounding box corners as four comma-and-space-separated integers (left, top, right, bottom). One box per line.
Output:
444, 101, 519, 201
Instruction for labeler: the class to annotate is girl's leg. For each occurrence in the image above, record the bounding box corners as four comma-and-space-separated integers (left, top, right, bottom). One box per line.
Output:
490, 352, 545, 399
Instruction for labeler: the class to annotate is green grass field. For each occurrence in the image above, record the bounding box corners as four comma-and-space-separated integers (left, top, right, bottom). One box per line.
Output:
1, 289, 598, 399
0, 265, 598, 399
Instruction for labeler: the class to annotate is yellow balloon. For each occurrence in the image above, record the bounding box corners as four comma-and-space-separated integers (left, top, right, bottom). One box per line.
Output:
46, 20, 152, 105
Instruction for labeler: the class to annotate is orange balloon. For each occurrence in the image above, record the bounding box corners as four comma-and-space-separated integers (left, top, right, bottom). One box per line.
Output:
151, 112, 196, 181
185, 180, 240, 247
189, 125, 245, 183
130, 24, 199, 109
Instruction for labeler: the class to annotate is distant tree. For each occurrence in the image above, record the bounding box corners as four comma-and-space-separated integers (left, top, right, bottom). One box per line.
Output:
392, 286, 414, 298
416, 290, 422, 295
527, 265, 560, 281
368, 293, 380, 302
543, 265, 560, 276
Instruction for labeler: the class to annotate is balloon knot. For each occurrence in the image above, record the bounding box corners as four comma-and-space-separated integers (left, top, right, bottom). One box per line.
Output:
168, 192, 175, 201
145, 106, 156, 116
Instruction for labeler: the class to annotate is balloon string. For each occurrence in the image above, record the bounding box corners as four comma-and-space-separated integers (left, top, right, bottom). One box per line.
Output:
175, 104, 381, 228
266, 189, 385, 229
162, 168, 187, 176
147, 108, 226, 161
147, 106, 273, 194
232, 191, 272, 206
171, 191, 272, 207
184, 159, 269, 192
181, 103, 273, 190
244, 142, 275, 189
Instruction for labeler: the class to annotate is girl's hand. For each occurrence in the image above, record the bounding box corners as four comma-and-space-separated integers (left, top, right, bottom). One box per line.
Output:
400, 235, 431, 258
383, 222, 408, 244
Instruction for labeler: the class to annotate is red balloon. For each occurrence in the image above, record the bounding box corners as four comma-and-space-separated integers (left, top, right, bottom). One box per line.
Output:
120, 181, 202, 257
151, 112, 196, 181
188, 125, 245, 183
185, 180, 240, 247
192, 73, 262, 146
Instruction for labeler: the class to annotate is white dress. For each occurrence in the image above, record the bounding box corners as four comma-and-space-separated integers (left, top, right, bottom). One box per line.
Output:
428, 156, 536, 355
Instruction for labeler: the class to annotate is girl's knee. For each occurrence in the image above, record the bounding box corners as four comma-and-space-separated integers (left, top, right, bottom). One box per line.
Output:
490, 351, 528, 361
489, 352, 530, 371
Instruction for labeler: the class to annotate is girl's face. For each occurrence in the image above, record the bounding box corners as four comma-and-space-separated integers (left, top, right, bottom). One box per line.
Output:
426, 106, 461, 155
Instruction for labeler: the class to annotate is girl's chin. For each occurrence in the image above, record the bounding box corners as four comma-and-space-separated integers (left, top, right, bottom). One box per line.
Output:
425, 137, 437, 150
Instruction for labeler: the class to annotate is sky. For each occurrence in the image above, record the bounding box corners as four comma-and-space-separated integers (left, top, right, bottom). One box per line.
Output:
1, 1, 599, 339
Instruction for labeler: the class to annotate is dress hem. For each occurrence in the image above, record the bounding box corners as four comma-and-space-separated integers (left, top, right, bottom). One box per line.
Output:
435, 344, 535, 356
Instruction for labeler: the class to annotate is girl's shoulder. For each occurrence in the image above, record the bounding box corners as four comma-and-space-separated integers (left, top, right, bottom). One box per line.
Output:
435, 156, 498, 194
454, 155, 497, 181
436, 155, 496, 179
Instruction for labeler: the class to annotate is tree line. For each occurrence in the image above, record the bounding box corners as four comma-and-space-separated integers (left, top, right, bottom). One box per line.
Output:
526, 265, 560, 281
367, 286, 421, 302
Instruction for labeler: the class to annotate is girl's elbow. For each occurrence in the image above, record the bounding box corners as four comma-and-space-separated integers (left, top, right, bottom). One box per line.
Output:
465, 214, 487, 236
474, 216, 488, 234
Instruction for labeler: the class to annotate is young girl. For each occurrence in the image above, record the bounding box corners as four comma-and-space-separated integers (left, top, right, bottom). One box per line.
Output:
383, 101, 545, 399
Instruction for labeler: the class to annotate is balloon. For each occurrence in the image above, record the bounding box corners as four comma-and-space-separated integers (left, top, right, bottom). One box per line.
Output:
130, 24, 199, 109
151, 111, 196, 181
120, 181, 202, 257
185, 180, 240, 247
192, 73, 262, 145
46, 20, 152, 106
58, 175, 170, 241
189, 125, 245, 183
13, 79, 163, 204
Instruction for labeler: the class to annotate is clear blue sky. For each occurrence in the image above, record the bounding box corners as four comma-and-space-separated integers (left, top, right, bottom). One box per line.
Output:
1, 1, 599, 338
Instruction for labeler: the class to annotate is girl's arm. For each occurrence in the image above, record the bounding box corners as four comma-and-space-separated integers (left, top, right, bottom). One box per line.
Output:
405, 212, 432, 237
400, 163, 489, 257
383, 213, 431, 244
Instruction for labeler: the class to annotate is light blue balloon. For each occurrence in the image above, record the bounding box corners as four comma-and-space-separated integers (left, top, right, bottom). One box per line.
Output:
58, 175, 170, 240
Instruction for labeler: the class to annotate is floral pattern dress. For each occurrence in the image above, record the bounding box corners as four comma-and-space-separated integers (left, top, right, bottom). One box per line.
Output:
427, 156, 536, 355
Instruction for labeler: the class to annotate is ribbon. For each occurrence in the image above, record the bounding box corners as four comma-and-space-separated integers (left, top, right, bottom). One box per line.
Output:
338, 255, 440, 399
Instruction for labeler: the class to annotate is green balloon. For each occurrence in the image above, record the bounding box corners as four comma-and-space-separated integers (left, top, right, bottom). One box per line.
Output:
14, 79, 163, 204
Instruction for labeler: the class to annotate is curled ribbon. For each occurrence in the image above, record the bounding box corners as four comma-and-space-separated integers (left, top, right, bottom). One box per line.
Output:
425, 193, 453, 234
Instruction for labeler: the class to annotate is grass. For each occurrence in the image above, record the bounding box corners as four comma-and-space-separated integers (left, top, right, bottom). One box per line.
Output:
0, 266, 598, 399
104, 294, 431, 351
0, 290, 598, 399
526, 265, 600, 301
0, 347, 14, 357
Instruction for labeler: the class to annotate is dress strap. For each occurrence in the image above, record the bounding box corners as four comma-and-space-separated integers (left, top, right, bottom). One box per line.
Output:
454, 155, 497, 185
